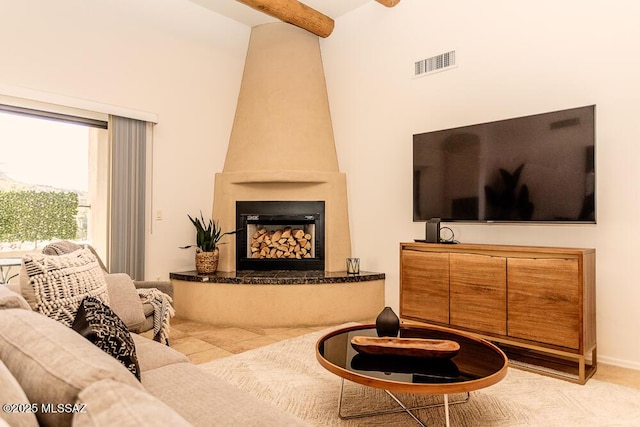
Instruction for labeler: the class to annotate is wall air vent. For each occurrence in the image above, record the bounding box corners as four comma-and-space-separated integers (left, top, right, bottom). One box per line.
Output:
414, 50, 457, 77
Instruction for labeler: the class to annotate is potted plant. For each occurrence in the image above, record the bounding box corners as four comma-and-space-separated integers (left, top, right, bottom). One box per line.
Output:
181, 212, 238, 274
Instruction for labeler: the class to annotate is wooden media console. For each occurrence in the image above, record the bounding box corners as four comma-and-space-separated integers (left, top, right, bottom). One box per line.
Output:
400, 242, 596, 384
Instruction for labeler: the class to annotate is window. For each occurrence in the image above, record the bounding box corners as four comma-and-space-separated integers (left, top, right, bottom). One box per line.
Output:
0, 108, 109, 255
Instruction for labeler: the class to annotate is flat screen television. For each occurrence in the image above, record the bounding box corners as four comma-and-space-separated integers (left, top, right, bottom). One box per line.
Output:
413, 105, 595, 223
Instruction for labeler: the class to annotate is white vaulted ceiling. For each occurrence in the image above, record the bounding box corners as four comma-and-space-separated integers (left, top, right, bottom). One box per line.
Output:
188, 0, 373, 28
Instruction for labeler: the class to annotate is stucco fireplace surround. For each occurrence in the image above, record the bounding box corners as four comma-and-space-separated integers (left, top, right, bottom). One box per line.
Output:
170, 23, 384, 326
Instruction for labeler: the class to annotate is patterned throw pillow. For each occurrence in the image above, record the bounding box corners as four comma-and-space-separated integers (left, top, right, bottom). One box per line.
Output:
72, 297, 141, 380
21, 248, 109, 326
42, 240, 109, 273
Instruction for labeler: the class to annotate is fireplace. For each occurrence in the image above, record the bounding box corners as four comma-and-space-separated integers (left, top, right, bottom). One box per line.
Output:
236, 201, 325, 271
211, 24, 352, 272
171, 24, 384, 327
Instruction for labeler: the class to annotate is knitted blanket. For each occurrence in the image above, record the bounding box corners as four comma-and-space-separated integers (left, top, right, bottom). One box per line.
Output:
137, 288, 175, 344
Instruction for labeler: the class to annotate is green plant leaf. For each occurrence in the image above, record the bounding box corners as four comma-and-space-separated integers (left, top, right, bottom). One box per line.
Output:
181, 211, 239, 252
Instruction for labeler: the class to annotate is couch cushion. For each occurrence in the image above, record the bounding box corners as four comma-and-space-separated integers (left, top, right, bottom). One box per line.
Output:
73, 379, 192, 427
0, 360, 38, 427
104, 273, 146, 331
131, 333, 189, 372
0, 309, 143, 427
72, 297, 140, 380
142, 301, 155, 317
0, 285, 31, 310
41, 240, 83, 255
142, 362, 307, 427
20, 248, 109, 327
139, 314, 155, 335
4, 281, 21, 294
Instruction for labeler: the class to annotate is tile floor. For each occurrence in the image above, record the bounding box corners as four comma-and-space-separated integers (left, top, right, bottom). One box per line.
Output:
156, 317, 640, 391
157, 316, 340, 365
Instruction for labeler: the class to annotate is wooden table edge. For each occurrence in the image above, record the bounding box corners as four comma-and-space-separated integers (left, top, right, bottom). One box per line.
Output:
315, 323, 509, 395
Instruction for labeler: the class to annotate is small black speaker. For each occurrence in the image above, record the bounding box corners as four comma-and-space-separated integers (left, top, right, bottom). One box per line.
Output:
426, 218, 441, 243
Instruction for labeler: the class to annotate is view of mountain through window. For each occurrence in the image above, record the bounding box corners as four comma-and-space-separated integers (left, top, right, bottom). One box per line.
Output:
0, 110, 96, 251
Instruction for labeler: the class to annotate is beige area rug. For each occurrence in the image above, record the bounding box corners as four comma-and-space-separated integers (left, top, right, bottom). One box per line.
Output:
199, 326, 640, 426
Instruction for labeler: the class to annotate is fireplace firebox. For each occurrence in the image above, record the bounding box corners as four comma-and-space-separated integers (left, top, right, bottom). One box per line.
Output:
236, 201, 325, 271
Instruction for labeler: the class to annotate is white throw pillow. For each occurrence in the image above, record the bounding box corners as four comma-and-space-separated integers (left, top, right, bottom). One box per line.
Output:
20, 248, 109, 327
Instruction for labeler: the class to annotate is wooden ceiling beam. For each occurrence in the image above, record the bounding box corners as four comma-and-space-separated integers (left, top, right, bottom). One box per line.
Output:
376, 0, 401, 7
236, 0, 335, 38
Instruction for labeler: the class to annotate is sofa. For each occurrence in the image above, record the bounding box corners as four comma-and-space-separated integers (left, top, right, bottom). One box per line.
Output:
40, 240, 174, 342
0, 253, 307, 427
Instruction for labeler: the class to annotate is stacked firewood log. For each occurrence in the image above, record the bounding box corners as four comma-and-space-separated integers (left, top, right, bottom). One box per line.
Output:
250, 227, 313, 259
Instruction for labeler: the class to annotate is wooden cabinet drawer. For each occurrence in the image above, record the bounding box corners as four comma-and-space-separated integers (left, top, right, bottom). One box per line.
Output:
400, 250, 449, 324
507, 257, 581, 349
450, 253, 507, 335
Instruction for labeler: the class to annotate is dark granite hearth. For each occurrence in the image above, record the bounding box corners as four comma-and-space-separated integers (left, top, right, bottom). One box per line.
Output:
169, 270, 385, 285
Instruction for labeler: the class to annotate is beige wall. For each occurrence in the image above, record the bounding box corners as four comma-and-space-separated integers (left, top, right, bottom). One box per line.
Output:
321, 0, 640, 369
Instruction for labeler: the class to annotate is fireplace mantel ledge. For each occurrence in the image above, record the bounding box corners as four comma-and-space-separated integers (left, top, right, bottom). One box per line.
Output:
169, 270, 384, 285
220, 170, 345, 184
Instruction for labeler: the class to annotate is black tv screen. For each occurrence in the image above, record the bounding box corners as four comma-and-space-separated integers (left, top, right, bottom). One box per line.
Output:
413, 105, 595, 223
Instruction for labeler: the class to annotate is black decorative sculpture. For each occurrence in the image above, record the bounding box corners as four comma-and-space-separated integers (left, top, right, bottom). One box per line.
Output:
375, 307, 400, 337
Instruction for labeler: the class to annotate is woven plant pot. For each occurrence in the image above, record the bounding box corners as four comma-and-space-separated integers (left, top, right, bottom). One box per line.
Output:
195, 248, 219, 274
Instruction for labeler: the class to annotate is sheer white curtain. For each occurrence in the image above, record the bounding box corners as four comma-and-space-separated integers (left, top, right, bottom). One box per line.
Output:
109, 116, 147, 280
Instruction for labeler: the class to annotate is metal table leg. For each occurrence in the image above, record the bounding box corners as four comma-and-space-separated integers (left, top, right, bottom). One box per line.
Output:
337, 378, 470, 426
444, 394, 450, 427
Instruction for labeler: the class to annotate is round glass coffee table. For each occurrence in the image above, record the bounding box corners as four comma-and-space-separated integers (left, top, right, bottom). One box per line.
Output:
316, 323, 508, 426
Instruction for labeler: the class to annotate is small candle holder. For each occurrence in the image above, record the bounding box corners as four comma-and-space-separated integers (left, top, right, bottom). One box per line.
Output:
346, 257, 360, 274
